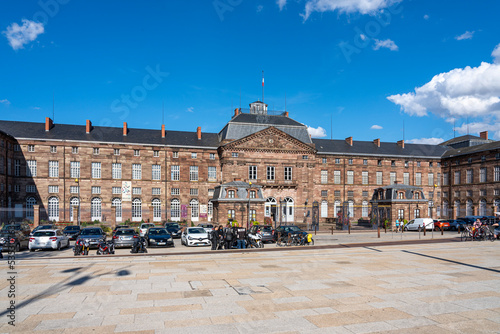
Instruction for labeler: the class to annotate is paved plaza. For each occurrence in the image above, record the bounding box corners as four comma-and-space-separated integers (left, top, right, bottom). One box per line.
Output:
1, 234, 500, 333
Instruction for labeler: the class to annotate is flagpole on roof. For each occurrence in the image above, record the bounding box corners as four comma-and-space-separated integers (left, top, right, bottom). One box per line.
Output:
262, 70, 264, 103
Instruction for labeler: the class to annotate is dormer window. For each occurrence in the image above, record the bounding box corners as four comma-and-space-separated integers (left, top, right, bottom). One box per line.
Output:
227, 190, 235, 198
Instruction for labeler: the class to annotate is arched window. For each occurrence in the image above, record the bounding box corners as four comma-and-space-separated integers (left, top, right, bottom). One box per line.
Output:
171, 199, 180, 221
70, 197, 79, 222
283, 197, 294, 223
414, 192, 420, 199
334, 200, 341, 216
112, 198, 122, 222
362, 201, 368, 217
321, 201, 328, 218
398, 192, 404, 199
466, 199, 473, 216
265, 197, 276, 217
26, 197, 36, 220
48, 196, 59, 221
132, 198, 141, 221
479, 199, 487, 216
152, 198, 161, 221
91, 197, 101, 221
495, 199, 500, 213
190, 199, 199, 221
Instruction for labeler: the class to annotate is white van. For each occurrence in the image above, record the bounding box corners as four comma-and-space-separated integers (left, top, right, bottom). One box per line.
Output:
404, 218, 434, 231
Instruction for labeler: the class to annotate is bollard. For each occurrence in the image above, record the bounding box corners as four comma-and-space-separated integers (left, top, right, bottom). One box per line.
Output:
377, 226, 380, 238
423, 225, 426, 236
441, 225, 444, 235
288, 233, 291, 245
458, 225, 460, 234
315, 224, 317, 236
348, 223, 351, 234
419, 227, 421, 239
331, 225, 334, 235
384, 224, 387, 233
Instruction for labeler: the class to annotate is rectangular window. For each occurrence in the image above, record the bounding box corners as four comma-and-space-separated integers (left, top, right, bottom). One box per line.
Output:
347, 190, 354, 197
91, 186, 101, 194
190, 166, 199, 181
391, 160, 395, 167
302, 155, 308, 160
443, 172, 448, 186
70, 186, 79, 194
495, 167, 500, 182
152, 165, 161, 180
112, 163, 122, 179
0, 157, 3, 174
321, 190, 328, 197
191, 152, 197, 159
27, 160, 37, 177
92, 162, 101, 179
284, 167, 293, 181
72, 147, 78, 154
210, 153, 215, 160
48, 185, 59, 193
362, 191, 368, 197
171, 188, 180, 195
334, 170, 341, 184
362, 171, 368, 185
322, 158, 327, 164
114, 149, 120, 155
112, 187, 121, 194
50, 146, 57, 153
390, 172, 396, 184
70, 161, 80, 178
132, 187, 141, 195
267, 166, 275, 180
7, 158, 11, 176
378, 160, 382, 166
49, 160, 59, 178
190, 188, 198, 196
480, 189, 486, 196
454, 171, 460, 185
466, 190, 473, 197
232, 152, 239, 158
14, 159, 20, 176
403, 172, 409, 185
134, 149, 140, 156
348, 159, 353, 165
405, 161, 409, 168
321, 170, 328, 184
428, 173, 434, 186
466, 169, 473, 184
14, 184, 20, 192
249, 166, 257, 180
153, 150, 159, 157
347, 170, 354, 184
152, 188, 161, 195
93, 147, 99, 155
173, 151, 179, 158
363, 159, 368, 165
208, 166, 217, 181
334, 190, 341, 197
454, 191, 460, 198
28, 145, 35, 152
208, 189, 214, 197
415, 172, 421, 186
376, 171, 383, 185
26, 185, 36, 193
480, 167, 487, 183
132, 164, 142, 180
335, 158, 340, 164
171, 165, 180, 181
429, 191, 434, 199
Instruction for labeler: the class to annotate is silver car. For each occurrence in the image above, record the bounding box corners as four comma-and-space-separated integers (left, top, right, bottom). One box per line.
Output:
112, 228, 138, 248
29, 229, 70, 251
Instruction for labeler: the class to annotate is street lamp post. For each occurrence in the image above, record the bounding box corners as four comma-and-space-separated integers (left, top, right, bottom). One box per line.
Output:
75, 178, 80, 226
248, 182, 252, 229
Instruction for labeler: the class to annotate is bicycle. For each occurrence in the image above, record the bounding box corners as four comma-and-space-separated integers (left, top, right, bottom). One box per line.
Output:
461, 226, 473, 241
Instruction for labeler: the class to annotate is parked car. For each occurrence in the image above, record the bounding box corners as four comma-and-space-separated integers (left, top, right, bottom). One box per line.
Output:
2, 222, 31, 237
181, 227, 210, 247
62, 225, 81, 240
112, 228, 138, 248
139, 223, 156, 237
164, 222, 181, 238
404, 218, 434, 231
144, 227, 174, 247
77, 227, 106, 248
0, 229, 29, 252
248, 225, 275, 243
197, 223, 214, 233
31, 224, 57, 235
446, 219, 467, 231
29, 229, 70, 251
433, 220, 450, 231
273, 225, 307, 240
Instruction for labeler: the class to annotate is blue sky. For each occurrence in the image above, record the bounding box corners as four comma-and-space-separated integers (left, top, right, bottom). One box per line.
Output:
1, 0, 500, 144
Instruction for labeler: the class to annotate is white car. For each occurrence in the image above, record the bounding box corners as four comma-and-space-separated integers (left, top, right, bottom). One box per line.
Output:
404, 218, 434, 231
197, 223, 214, 233
139, 223, 155, 237
29, 229, 70, 251
181, 227, 211, 247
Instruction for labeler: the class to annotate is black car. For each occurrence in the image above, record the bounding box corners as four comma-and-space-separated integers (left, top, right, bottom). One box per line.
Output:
63, 225, 81, 240
2, 222, 31, 237
77, 227, 106, 248
164, 222, 181, 238
145, 227, 174, 247
273, 225, 306, 241
248, 225, 275, 243
31, 224, 57, 235
0, 229, 29, 252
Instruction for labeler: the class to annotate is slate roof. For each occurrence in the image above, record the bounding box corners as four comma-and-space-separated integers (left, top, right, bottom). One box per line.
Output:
440, 134, 493, 149
219, 113, 312, 144
442, 140, 500, 158
313, 138, 448, 158
0, 120, 220, 149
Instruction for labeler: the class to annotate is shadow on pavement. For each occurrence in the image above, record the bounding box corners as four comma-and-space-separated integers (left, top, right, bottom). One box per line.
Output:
402, 250, 500, 273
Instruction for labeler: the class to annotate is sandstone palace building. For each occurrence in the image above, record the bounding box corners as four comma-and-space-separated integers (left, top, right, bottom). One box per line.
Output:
0, 101, 499, 227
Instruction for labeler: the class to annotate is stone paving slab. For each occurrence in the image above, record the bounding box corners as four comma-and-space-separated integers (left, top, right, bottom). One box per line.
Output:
1, 239, 499, 333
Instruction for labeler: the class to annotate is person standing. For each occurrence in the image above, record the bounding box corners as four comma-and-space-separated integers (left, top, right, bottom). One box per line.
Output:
395, 218, 400, 233
235, 225, 247, 249
224, 223, 233, 249
210, 227, 218, 250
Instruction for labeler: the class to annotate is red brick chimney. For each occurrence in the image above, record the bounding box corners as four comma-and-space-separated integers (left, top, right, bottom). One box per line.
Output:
161, 124, 165, 138
45, 117, 53, 132
123, 122, 128, 136
86, 120, 92, 134
480, 131, 488, 140
373, 138, 380, 147
234, 108, 240, 117
397, 140, 405, 149
345, 136, 353, 146
284, 111, 289, 117
197, 126, 201, 140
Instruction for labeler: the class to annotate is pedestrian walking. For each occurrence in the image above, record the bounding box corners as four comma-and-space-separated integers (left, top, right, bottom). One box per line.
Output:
395, 219, 400, 233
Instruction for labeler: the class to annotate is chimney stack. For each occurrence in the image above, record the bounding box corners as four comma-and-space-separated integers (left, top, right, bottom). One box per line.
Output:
45, 117, 53, 132
397, 140, 405, 149
234, 108, 240, 117
373, 138, 380, 147
480, 131, 488, 140
123, 122, 128, 136
161, 124, 165, 138
345, 136, 353, 146
86, 120, 92, 134
197, 126, 201, 140
284, 111, 289, 117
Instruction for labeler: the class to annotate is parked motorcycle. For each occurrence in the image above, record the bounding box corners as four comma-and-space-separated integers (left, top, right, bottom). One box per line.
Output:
247, 231, 264, 248
130, 236, 148, 253
96, 241, 115, 255
74, 239, 90, 256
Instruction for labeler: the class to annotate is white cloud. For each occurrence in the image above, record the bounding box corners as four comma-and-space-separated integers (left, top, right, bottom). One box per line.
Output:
33, 106, 41, 110
301, 0, 401, 21
453, 122, 500, 139
370, 124, 383, 130
373, 39, 398, 51
492, 43, 500, 63
0, 99, 10, 105
406, 137, 444, 145
423, 14, 429, 20
307, 125, 327, 138
3, 19, 44, 50
277, 0, 286, 11
186, 107, 194, 113
455, 30, 474, 41
257, 5, 263, 12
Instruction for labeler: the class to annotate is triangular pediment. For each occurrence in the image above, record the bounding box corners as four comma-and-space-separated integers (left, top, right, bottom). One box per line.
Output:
222, 127, 316, 153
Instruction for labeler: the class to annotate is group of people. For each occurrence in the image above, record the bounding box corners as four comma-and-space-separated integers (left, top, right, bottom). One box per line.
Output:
209, 223, 248, 250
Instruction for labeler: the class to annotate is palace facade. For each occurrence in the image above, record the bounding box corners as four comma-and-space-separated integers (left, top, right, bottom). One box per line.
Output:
0, 101, 499, 226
